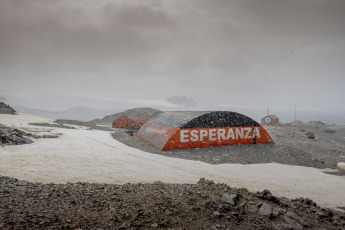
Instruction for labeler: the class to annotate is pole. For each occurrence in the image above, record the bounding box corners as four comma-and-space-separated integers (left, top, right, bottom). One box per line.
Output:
295, 103, 297, 123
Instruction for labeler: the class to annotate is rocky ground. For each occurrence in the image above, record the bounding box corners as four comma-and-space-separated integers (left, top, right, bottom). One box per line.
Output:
111, 122, 345, 171
29, 122, 76, 129
0, 124, 63, 146
55, 119, 113, 131
1, 176, 344, 230
0, 125, 33, 146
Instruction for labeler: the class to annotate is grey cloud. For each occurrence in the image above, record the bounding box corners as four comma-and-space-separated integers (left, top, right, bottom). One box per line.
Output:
104, 2, 172, 29
0, 0, 345, 116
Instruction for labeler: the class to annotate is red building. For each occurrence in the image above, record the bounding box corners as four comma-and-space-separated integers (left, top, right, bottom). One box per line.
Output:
261, 115, 279, 126
112, 114, 154, 129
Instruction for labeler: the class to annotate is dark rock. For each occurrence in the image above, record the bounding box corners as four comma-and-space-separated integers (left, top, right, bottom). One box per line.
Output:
221, 194, 239, 206
220, 204, 232, 213
258, 203, 272, 216
318, 210, 333, 220
198, 178, 215, 185
213, 211, 221, 218
285, 211, 310, 227
257, 189, 280, 205
0, 126, 33, 145
300, 198, 317, 207
283, 216, 304, 230
271, 207, 286, 218
235, 201, 247, 214
205, 201, 216, 209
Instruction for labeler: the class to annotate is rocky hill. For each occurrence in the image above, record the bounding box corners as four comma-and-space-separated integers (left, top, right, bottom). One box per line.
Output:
0, 102, 16, 115
90, 107, 163, 125
166, 95, 197, 107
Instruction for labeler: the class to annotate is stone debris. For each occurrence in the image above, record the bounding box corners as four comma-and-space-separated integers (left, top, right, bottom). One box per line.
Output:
258, 202, 272, 216
0, 176, 344, 230
29, 122, 76, 129
221, 193, 239, 206
0, 126, 33, 146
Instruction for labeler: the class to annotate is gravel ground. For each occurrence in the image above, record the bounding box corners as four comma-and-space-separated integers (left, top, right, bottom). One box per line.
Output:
111, 123, 345, 170
1, 176, 344, 230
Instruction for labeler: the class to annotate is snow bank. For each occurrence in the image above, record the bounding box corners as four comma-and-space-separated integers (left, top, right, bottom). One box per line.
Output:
1, 127, 345, 210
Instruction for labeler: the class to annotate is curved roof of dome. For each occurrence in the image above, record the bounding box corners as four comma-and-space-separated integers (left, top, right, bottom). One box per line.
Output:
146, 111, 260, 128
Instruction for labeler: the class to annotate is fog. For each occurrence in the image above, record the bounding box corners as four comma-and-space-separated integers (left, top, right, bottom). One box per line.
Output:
1, 0, 345, 123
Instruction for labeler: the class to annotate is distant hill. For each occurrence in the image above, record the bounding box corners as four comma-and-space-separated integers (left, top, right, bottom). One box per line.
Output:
91, 107, 163, 125
166, 96, 196, 107
14, 106, 120, 121
0, 102, 16, 115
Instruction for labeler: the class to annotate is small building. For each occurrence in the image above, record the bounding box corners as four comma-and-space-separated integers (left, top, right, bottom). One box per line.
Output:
306, 132, 315, 139
112, 114, 154, 129
261, 115, 279, 126
135, 111, 274, 151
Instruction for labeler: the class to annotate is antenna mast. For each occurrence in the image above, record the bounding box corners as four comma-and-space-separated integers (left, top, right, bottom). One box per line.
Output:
294, 103, 297, 123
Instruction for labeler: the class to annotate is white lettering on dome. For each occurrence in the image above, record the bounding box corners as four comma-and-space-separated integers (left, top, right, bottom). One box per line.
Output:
179, 127, 261, 143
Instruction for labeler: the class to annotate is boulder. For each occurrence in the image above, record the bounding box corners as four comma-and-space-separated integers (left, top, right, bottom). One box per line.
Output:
221, 194, 239, 206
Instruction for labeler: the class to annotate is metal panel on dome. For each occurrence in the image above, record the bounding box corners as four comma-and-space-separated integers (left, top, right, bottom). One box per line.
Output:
146, 111, 207, 128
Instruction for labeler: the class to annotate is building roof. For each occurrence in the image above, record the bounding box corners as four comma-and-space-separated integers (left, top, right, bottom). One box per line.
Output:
146, 111, 260, 129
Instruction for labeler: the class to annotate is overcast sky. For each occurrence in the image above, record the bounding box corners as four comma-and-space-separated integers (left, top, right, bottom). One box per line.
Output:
1, 0, 344, 111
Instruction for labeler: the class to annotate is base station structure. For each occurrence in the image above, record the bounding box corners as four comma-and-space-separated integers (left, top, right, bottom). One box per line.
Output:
135, 111, 274, 151
112, 114, 154, 129
261, 115, 279, 126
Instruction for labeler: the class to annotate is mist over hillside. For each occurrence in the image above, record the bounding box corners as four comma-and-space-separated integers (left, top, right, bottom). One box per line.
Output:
14, 106, 120, 121
10, 99, 345, 125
